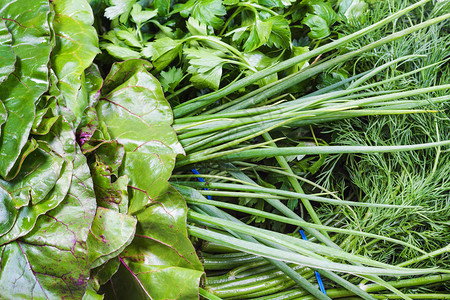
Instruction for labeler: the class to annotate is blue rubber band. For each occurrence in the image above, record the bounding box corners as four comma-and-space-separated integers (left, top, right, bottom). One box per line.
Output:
299, 229, 327, 295
191, 169, 212, 200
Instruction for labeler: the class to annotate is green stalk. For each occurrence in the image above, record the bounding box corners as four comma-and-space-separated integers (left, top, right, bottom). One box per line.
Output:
194, 202, 332, 299
207, 267, 312, 299
200, 253, 264, 270
187, 226, 438, 276
262, 132, 329, 237
211, 140, 450, 161
173, 0, 432, 117
201, 241, 240, 253
189, 212, 418, 270
178, 181, 420, 208
371, 294, 450, 299
205, 260, 272, 285
183, 196, 423, 253
199, 287, 224, 300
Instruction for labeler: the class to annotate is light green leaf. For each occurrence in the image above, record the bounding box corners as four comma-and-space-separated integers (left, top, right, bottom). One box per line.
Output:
130, 3, 157, 25
98, 60, 184, 155
51, 0, 100, 128
243, 18, 272, 52
0, 151, 97, 299
174, 0, 226, 29
186, 17, 209, 36
159, 66, 184, 93
0, 0, 52, 177
339, 0, 369, 23
146, 37, 183, 71
266, 16, 291, 49
87, 207, 137, 268
303, 13, 331, 39
309, 0, 337, 26
95, 60, 203, 299
116, 29, 142, 48
0, 19, 15, 84
105, 185, 204, 300
102, 43, 142, 60
105, 0, 137, 22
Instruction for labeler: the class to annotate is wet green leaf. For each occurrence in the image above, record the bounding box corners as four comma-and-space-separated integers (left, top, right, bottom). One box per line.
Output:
0, 0, 52, 177
174, 0, 226, 30
0, 151, 97, 299
51, 0, 100, 128
0, 19, 15, 84
105, 185, 204, 300
87, 207, 137, 269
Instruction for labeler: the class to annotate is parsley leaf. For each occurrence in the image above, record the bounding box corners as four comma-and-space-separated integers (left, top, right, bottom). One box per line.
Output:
184, 47, 228, 90
159, 67, 185, 93
105, 0, 137, 23
174, 0, 226, 30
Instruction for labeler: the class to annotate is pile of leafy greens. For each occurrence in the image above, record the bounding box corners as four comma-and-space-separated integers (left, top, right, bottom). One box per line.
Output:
0, 0, 202, 299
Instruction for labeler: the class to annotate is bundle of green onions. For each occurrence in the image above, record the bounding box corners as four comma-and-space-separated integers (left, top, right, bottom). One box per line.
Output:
169, 0, 450, 299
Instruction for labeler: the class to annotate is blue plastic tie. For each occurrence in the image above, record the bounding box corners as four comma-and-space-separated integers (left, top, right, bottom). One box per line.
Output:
191, 169, 212, 199
299, 229, 327, 295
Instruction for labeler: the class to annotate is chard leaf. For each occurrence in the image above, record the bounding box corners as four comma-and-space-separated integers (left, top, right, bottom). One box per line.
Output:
0, 19, 15, 84
0, 0, 52, 177
106, 185, 204, 300
174, 0, 226, 30
51, 0, 100, 128
98, 60, 183, 155
95, 60, 203, 299
0, 119, 74, 245
87, 207, 137, 269
0, 151, 97, 299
